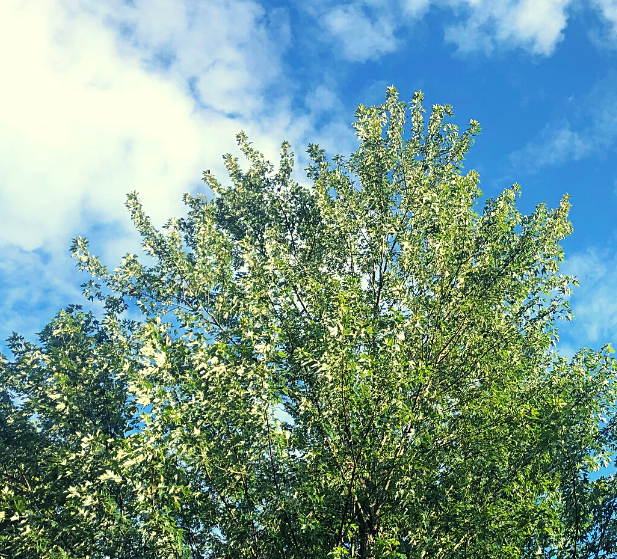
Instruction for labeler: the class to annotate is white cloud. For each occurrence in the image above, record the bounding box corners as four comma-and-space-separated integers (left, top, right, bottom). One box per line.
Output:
561, 247, 617, 347
402, 0, 432, 17
322, 4, 399, 61
308, 0, 576, 61
0, 0, 340, 345
98, 0, 291, 117
509, 71, 617, 172
0, 0, 293, 254
304, 84, 340, 116
0, 247, 84, 346
509, 122, 593, 171
507, 0, 571, 54
444, 0, 573, 55
591, 0, 617, 39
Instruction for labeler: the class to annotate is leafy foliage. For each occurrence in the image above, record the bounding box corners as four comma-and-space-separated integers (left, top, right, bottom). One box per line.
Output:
2, 87, 617, 558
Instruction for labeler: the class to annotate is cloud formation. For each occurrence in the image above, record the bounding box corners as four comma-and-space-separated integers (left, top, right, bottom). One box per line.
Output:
0, 246, 84, 342
509, 71, 617, 172
444, 0, 574, 55
0, 0, 329, 345
307, 0, 578, 62
561, 246, 617, 348
0, 0, 301, 254
99, 0, 291, 118
591, 0, 617, 39
321, 4, 400, 62
510, 122, 593, 171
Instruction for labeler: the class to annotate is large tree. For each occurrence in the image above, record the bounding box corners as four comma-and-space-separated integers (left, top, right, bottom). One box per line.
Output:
2, 87, 617, 558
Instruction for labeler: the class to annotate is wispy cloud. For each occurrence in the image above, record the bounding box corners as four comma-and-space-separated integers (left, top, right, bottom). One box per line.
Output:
305, 0, 578, 62
510, 122, 593, 171
0, 247, 84, 347
444, 0, 574, 56
509, 71, 617, 172
561, 246, 617, 348
0, 0, 350, 345
99, 0, 292, 118
590, 0, 617, 40
321, 4, 400, 62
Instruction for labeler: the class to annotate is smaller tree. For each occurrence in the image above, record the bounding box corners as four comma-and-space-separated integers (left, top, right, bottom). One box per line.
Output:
0, 307, 154, 558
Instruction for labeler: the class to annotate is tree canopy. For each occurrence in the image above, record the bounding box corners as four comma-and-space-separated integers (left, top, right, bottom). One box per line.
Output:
2, 87, 617, 558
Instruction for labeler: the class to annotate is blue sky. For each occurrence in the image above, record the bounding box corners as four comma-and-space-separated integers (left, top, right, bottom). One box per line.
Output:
2, 0, 617, 358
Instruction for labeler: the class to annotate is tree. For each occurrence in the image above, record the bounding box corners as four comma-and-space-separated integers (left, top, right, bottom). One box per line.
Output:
2, 87, 617, 558
0, 307, 156, 558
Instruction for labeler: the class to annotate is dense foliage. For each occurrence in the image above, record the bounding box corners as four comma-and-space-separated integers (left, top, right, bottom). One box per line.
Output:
2, 88, 617, 558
